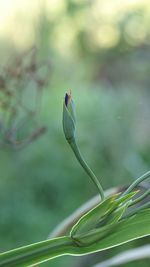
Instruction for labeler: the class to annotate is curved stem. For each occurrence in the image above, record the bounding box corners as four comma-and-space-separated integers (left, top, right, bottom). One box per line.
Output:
129, 188, 150, 207
122, 202, 150, 219
122, 171, 150, 196
0, 236, 75, 267
69, 140, 105, 201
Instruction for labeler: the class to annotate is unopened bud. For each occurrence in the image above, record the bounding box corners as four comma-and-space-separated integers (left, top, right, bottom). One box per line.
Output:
63, 92, 76, 143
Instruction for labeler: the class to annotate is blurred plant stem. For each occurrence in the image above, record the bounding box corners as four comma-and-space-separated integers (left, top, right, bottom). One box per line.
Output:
122, 170, 150, 196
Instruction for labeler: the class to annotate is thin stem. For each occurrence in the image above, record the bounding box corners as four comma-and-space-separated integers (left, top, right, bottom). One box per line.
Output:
122, 202, 150, 219
122, 171, 150, 196
129, 188, 150, 207
69, 140, 105, 201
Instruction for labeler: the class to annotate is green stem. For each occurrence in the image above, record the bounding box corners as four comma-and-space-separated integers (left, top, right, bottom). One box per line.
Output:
129, 188, 150, 207
123, 202, 150, 219
69, 140, 105, 201
0, 236, 75, 267
122, 171, 150, 196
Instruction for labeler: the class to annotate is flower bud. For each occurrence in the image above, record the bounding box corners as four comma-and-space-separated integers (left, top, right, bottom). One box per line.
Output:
63, 92, 76, 143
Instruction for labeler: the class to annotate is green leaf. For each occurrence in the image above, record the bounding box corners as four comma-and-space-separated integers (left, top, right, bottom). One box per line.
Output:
71, 201, 131, 246
113, 191, 138, 207
1, 208, 149, 267
72, 208, 150, 255
71, 195, 116, 237
103, 200, 131, 225
71, 192, 136, 237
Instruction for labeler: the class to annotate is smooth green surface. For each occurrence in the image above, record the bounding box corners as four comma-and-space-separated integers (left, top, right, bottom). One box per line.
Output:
71, 195, 115, 237
71, 192, 137, 237
0, 237, 74, 267
70, 140, 105, 201
0, 208, 150, 267
122, 171, 150, 196
72, 208, 150, 254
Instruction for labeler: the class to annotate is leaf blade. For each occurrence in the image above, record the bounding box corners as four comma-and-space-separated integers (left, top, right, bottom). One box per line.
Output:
0, 208, 150, 267
72, 208, 150, 255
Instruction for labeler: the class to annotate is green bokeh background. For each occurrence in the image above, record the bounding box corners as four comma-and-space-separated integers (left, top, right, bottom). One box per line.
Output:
0, 1, 150, 266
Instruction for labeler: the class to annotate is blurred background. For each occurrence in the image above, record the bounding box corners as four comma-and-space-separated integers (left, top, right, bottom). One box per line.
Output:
0, 0, 150, 266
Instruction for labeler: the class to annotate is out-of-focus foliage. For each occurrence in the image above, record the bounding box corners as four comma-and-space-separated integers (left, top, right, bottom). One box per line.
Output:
0, 48, 48, 149
0, 1, 150, 267
1, 0, 150, 89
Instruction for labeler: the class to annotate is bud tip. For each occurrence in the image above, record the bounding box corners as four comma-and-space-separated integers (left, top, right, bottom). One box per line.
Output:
65, 91, 72, 107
